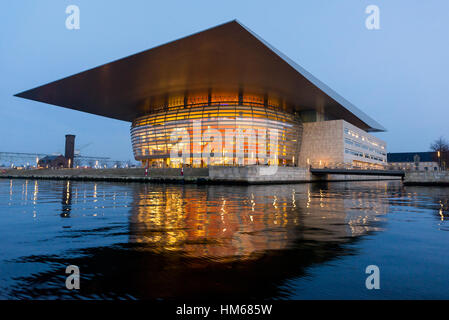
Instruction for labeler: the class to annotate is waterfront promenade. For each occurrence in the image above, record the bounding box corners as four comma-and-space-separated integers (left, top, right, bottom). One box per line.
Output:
0, 166, 401, 184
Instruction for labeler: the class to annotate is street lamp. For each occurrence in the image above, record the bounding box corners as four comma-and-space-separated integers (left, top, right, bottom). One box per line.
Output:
438, 151, 441, 171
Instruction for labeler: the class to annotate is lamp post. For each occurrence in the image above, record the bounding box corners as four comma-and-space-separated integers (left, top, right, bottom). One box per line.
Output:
435, 150, 442, 171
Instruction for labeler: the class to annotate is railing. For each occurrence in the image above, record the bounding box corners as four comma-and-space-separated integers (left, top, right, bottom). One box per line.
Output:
309, 162, 388, 170
310, 167, 405, 177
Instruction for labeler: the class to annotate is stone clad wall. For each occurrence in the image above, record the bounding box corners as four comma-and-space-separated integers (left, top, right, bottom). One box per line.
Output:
298, 120, 344, 167
209, 166, 310, 183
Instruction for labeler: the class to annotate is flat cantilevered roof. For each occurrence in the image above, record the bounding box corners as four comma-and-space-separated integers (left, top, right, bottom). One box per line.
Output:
15, 20, 385, 132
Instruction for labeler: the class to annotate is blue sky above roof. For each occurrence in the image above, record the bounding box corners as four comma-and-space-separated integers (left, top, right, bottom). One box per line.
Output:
1, 1, 447, 160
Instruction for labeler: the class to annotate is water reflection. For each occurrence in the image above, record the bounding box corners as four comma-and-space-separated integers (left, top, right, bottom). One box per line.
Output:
392, 186, 449, 230
1, 179, 448, 299
61, 181, 72, 218
129, 183, 389, 262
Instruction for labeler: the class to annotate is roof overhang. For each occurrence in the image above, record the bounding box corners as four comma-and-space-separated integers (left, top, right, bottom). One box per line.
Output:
14, 20, 385, 132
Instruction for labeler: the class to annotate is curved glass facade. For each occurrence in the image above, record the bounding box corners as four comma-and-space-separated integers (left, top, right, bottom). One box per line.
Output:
131, 101, 302, 168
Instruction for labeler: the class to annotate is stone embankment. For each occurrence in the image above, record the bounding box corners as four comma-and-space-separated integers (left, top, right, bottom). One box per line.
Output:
0, 166, 400, 185
404, 171, 449, 186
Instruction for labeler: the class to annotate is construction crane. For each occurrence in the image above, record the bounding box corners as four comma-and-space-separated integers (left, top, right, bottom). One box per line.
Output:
74, 142, 93, 156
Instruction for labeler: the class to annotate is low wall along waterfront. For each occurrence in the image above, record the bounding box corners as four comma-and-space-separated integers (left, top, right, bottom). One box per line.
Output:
0, 166, 401, 185
404, 171, 449, 186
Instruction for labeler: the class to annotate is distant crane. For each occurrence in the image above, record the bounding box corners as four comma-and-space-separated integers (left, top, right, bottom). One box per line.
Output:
75, 142, 93, 156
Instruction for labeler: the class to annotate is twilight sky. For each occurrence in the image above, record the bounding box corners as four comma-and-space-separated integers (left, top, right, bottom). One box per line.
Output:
1, 0, 448, 161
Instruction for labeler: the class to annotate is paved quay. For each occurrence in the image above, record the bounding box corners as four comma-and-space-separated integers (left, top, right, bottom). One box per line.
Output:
0, 166, 401, 185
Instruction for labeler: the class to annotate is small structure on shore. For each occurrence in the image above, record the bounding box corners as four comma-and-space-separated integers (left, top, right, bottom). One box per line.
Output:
37, 135, 75, 169
37, 155, 67, 168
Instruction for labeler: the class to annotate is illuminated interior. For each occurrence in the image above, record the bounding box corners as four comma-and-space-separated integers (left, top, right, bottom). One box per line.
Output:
131, 94, 303, 168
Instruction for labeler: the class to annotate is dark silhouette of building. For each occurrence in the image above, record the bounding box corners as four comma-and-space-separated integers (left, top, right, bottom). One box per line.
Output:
65, 134, 75, 168
37, 155, 67, 168
37, 134, 76, 168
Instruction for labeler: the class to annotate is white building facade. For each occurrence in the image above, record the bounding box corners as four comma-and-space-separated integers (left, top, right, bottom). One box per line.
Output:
299, 120, 387, 169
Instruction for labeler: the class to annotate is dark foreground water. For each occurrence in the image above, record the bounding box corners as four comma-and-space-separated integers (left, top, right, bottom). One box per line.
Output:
0, 179, 448, 299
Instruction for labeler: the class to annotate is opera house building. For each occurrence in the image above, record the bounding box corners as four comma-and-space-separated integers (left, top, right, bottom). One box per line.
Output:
15, 20, 387, 169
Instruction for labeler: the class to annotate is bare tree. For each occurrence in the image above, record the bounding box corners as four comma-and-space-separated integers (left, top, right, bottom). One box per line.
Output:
430, 137, 449, 170
430, 136, 449, 152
